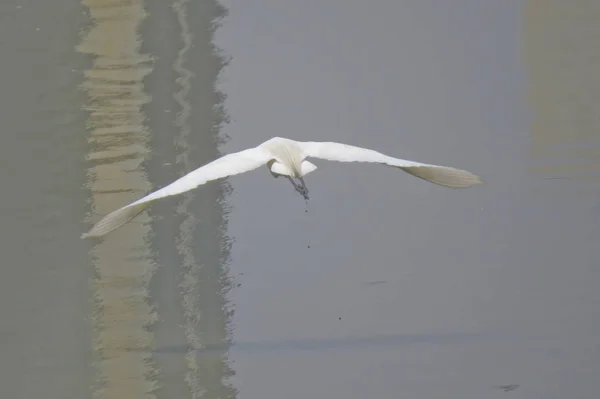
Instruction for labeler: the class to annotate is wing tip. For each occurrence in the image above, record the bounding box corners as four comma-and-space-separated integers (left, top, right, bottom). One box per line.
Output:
448, 170, 485, 188
80, 230, 101, 239
80, 224, 109, 239
400, 165, 484, 188
81, 202, 150, 239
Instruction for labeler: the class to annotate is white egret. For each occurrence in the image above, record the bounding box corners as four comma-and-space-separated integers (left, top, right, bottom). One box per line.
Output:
82, 136, 482, 238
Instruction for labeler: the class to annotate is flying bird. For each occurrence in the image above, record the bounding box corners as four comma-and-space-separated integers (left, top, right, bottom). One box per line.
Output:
82, 136, 482, 238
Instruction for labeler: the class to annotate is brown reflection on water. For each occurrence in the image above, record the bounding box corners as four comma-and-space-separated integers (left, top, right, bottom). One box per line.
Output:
78, 0, 158, 398
523, 0, 600, 183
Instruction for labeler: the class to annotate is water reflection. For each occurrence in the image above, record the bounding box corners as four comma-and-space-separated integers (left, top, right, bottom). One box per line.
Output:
138, 0, 236, 398
78, 0, 157, 398
166, 0, 237, 397
524, 0, 600, 184
80, 0, 236, 397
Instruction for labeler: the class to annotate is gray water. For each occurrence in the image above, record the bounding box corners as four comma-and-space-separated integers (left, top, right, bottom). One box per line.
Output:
0, 0, 598, 398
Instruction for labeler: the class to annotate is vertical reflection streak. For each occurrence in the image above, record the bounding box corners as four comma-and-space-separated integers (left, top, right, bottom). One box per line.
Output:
170, 0, 237, 397
78, 0, 158, 398
524, 0, 600, 183
171, 0, 201, 393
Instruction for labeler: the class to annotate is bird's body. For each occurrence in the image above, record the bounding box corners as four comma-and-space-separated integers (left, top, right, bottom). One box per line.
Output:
82, 136, 482, 238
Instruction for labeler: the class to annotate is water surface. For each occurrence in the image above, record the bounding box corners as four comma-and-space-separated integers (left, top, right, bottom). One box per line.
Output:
1, 0, 599, 398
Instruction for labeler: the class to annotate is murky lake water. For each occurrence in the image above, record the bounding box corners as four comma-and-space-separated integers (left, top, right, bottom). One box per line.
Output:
0, 0, 598, 398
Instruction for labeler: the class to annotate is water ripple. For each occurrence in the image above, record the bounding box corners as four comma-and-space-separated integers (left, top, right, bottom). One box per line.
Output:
78, 1, 158, 398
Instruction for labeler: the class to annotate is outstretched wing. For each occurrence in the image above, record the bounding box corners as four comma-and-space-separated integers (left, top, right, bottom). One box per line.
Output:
82, 146, 273, 238
300, 141, 482, 188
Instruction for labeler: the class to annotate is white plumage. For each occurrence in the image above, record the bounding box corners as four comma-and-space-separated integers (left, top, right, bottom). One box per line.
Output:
82, 136, 482, 238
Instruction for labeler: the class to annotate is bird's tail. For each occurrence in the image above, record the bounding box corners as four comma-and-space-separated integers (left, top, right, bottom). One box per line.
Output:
399, 165, 483, 188
81, 202, 150, 239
